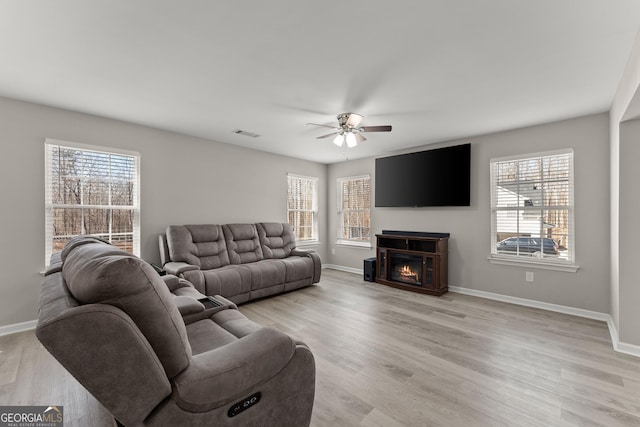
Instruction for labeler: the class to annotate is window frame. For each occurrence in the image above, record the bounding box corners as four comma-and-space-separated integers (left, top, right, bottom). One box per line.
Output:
44, 139, 141, 264
489, 149, 579, 272
286, 173, 319, 245
337, 174, 372, 248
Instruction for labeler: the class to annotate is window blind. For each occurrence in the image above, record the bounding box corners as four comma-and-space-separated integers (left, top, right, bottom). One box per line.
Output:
287, 174, 318, 242
45, 140, 140, 262
337, 175, 371, 245
490, 150, 573, 263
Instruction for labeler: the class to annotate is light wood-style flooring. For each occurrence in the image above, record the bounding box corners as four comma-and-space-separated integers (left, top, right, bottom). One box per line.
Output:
2, 269, 640, 426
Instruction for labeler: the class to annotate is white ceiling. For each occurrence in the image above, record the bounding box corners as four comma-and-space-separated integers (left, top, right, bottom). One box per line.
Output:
1, 1, 639, 164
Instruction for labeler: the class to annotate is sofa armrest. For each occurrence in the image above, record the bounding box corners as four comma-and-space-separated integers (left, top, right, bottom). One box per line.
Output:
164, 261, 199, 276
291, 249, 322, 283
172, 327, 296, 412
160, 274, 182, 292
172, 296, 205, 316
291, 248, 312, 257
162, 275, 203, 297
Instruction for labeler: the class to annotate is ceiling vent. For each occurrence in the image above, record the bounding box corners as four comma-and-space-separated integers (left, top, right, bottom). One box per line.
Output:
232, 129, 260, 138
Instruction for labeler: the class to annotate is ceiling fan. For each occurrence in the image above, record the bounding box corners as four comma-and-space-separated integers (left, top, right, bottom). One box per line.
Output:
307, 113, 392, 148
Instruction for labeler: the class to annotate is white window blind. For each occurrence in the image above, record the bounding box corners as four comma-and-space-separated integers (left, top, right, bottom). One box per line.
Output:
337, 175, 371, 246
45, 140, 140, 263
287, 174, 318, 243
490, 149, 574, 264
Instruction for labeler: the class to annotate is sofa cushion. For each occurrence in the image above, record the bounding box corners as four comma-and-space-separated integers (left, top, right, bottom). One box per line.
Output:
199, 265, 251, 299
257, 222, 296, 259
167, 225, 230, 269
62, 241, 192, 379
223, 224, 264, 264
281, 256, 315, 282
241, 259, 286, 290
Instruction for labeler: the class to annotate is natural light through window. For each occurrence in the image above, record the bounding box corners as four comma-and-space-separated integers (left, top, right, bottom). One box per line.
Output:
337, 175, 371, 247
45, 139, 140, 263
287, 174, 318, 244
490, 149, 576, 270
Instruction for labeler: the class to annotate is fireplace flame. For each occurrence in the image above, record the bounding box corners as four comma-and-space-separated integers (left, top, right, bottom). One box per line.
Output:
399, 264, 419, 282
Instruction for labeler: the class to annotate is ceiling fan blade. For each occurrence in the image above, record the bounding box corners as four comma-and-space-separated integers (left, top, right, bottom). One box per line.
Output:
345, 113, 364, 128
316, 132, 338, 139
307, 123, 339, 130
360, 125, 392, 132
355, 132, 366, 143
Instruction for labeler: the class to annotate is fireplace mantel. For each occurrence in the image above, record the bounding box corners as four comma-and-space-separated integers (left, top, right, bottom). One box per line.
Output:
375, 232, 449, 296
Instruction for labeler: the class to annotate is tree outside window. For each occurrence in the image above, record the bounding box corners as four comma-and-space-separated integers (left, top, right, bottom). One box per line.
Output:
45, 140, 140, 262
287, 174, 318, 243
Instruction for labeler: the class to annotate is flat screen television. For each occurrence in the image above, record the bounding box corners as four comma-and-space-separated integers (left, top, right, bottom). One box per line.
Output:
375, 143, 471, 207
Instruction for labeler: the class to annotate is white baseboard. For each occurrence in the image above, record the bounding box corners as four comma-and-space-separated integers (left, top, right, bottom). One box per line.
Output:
449, 285, 640, 358
323, 264, 363, 275
0, 319, 37, 337
448, 286, 609, 321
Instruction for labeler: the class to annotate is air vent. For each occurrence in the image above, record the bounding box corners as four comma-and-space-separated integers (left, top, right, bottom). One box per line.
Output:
232, 129, 260, 138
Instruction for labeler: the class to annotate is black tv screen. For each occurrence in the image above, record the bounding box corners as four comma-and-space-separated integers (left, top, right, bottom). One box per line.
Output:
375, 143, 471, 207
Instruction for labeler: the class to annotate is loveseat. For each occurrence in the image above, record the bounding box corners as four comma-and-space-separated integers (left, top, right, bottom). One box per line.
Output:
37, 236, 316, 426
159, 222, 321, 304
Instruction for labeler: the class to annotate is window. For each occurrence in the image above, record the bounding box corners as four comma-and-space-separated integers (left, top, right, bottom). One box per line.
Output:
45, 139, 140, 262
490, 149, 576, 270
337, 175, 371, 247
287, 174, 318, 243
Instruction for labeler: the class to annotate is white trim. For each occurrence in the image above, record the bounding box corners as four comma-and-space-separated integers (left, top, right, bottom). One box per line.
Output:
490, 147, 574, 163
607, 318, 640, 357
449, 285, 607, 320
337, 240, 372, 249
449, 285, 640, 358
296, 240, 320, 248
337, 174, 370, 181
0, 319, 37, 337
44, 138, 140, 157
323, 264, 363, 275
487, 255, 580, 272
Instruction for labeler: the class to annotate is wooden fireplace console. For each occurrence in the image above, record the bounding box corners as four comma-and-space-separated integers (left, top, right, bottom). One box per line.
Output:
375, 231, 449, 296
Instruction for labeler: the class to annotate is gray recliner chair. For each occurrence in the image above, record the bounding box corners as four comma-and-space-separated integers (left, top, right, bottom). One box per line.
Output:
36, 237, 315, 426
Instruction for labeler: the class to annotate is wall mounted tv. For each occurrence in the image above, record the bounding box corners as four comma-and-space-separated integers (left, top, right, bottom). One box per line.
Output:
375, 143, 471, 207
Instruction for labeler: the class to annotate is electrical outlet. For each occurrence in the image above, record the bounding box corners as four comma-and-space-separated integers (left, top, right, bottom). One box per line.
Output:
525, 271, 534, 282
331, 248, 336, 255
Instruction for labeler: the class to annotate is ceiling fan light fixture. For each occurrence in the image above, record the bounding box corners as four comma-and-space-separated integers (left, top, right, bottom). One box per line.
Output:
346, 132, 357, 148
333, 134, 345, 147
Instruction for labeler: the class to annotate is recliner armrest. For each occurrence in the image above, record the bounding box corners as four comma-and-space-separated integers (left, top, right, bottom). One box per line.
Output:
291, 248, 322, 283
164, 261, 199, 276
172, 327, 296, 412
291, 248, 313, 257
172, 295, 205, 316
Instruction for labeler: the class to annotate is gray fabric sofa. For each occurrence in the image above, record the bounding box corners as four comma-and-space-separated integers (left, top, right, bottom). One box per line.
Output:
159, 222, 321, 304
37, 236, 316, 427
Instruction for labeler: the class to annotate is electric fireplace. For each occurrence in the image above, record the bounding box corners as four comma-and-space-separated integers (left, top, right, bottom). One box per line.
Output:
375, 230, 449, 296
390, 253, 423, 286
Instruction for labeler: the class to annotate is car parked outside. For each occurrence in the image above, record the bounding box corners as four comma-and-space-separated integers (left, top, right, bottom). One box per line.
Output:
496, 236, 559, 256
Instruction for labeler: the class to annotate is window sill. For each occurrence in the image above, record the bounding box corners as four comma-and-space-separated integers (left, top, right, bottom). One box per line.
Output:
337, 240, 373, 249
488, 255, 579, 272
296, 240, 320, 248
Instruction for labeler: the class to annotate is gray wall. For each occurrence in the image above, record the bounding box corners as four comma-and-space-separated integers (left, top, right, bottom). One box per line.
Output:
328, 113, 611, 313
619, 118, 640, 344
0, 96, 327, 327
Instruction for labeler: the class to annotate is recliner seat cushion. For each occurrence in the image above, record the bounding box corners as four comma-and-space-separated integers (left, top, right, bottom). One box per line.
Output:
62, 241, 191, 379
